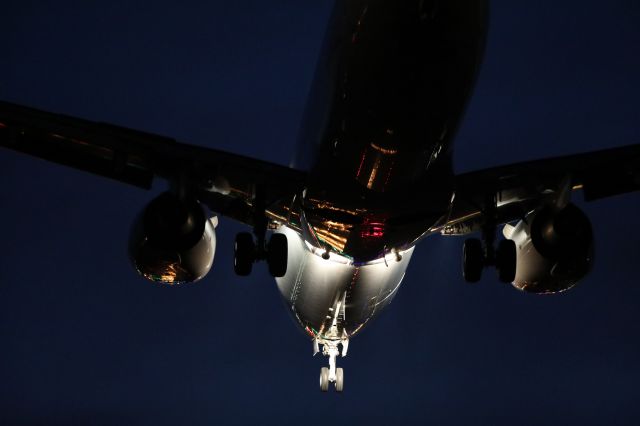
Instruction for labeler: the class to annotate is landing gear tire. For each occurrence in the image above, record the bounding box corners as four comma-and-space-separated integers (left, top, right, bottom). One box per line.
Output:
267, 233, 288, 278
496, 239, 517, 283
319, 367, 329, 392
234, 232, 255, 276
463, 238, 483, 283
335, 367, 344, 392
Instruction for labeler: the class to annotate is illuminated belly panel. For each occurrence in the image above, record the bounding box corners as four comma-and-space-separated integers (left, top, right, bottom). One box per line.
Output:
275, 226, 414, 341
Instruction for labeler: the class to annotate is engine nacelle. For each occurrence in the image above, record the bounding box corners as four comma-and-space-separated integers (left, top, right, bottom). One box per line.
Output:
504, 203, 593, 294
129, 192, 217, 285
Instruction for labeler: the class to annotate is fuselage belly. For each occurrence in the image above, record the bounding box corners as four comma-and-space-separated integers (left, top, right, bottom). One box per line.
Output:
276, 226, 414, 341
277, 0, 488, 343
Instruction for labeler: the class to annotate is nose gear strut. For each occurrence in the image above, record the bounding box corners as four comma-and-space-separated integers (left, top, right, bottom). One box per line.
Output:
316, 337, 348, 392
315, 294, 349, 392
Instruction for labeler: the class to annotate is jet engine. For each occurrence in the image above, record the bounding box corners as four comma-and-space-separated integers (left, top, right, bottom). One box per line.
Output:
129, 192, 217, 285
503, 203, 593, 294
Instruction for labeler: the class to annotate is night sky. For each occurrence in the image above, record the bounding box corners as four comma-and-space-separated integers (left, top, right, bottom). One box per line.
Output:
1, 1, 640, 425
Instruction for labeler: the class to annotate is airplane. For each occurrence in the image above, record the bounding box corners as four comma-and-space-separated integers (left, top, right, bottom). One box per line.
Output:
1, 0, 639, 393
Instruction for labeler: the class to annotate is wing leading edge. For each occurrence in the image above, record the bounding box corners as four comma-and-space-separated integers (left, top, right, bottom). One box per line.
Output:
0, 100, 306, 226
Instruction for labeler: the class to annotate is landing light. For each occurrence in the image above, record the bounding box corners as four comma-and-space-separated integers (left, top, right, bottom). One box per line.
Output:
303, 240, 351, 265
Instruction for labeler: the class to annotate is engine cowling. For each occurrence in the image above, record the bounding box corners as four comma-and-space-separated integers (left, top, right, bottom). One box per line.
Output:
129, 192, 217, 285
504, 203, 593, 294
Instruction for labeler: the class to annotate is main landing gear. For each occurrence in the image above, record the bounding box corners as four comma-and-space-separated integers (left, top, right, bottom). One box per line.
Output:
234, 231, 287, 277
462, 197, 517, 284
233, 186, 288, 278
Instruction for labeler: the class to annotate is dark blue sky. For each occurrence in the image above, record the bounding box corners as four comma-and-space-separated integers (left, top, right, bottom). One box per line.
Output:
1, 1, 640, 425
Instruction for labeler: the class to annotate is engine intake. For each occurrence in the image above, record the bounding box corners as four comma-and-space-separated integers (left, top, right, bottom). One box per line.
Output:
129, 192, 216, 285
504, 203, 593, 294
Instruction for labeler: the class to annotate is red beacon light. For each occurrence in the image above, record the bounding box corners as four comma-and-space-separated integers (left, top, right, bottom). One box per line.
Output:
360, 219, 385, 239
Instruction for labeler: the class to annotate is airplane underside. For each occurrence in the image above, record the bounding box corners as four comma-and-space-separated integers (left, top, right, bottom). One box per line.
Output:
275, 226, 414, 391
1, 0, 637, 396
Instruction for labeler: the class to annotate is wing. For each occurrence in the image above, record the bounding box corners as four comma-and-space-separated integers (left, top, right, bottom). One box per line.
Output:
0, 100, 306, 225
440, 144, 640, 235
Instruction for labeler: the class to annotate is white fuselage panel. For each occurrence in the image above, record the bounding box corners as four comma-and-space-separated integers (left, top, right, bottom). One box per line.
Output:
275, 226, 414, 342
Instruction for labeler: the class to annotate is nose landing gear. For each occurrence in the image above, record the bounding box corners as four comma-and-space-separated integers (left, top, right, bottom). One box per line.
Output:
316, 338, 348, 392
320, 366, 344, 392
